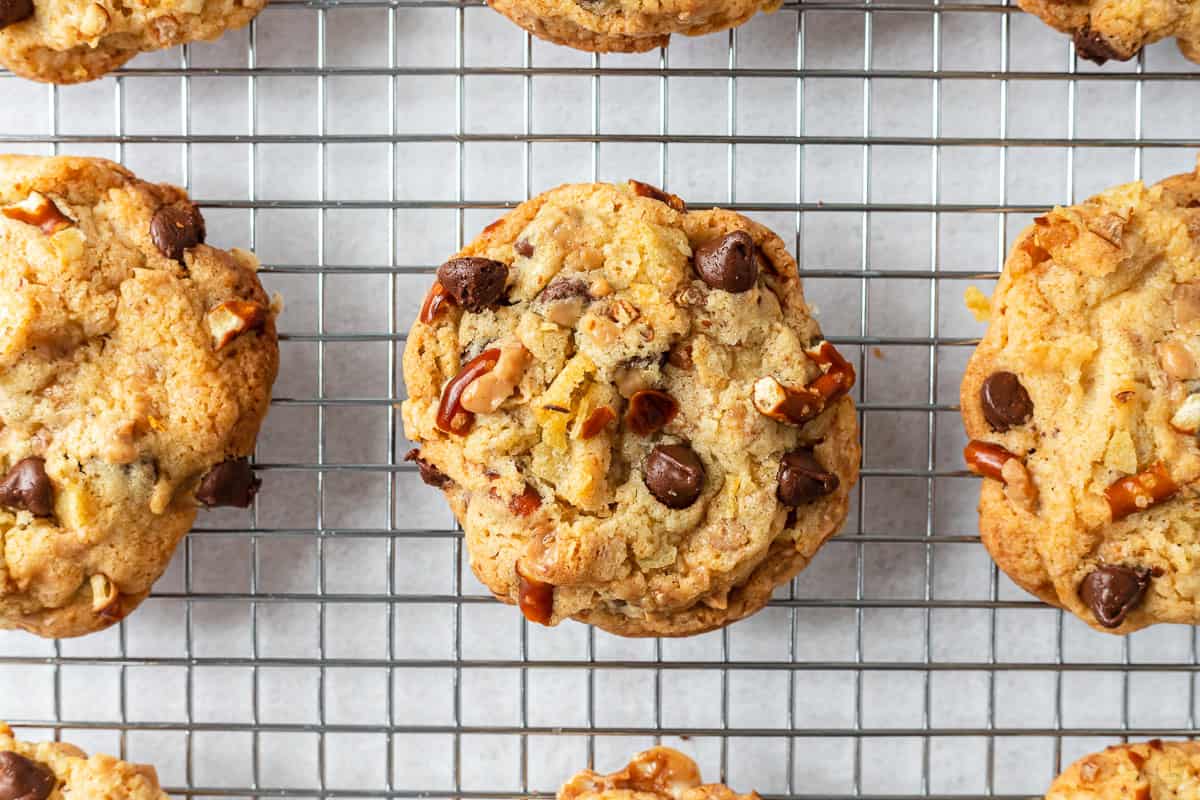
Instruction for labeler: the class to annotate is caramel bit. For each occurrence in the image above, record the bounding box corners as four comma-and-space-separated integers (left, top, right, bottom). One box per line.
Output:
2, 191, 73, 235
579, 405, 616, 439
508, 484, 542, 517
1127, 750, 1146, 769
516, 562, 554, 625
628, 179, 687, 213
436, 348, 501, 435
1085, 211, 1128, 248
1105, 462, 1178, 521
459, 341, 531, 414
963, 440, 1019, 482
1158, 340, 1198, 381
624, 389, 679, 437
1018, 236, 1052, 266
752, 341, 856, 426
420, 281, 454, 324
1170, 393, 1200, 433
207, 300, 268, 350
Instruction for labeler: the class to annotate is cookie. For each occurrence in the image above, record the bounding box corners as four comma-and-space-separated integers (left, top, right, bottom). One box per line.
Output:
0, 155, 278, 638
559, 747, 758, 800
0, 724, 170, 800
402, 180, 859, 637
961, 160, 1200, 634
487, 0, 780, 53
1046, 740, 1200, 798
0, 0, 266, 83
1017, 0, 1200, 64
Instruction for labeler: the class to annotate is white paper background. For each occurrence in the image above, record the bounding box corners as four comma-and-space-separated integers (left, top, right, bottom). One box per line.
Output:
2, 2, 1200, 797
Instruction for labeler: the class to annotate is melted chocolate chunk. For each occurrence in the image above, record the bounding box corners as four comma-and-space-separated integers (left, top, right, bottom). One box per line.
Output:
0, 752, 55, 800
196, 458, 261, 508
694, 231, 757, 293
980, 371, 1033, 432
405, 449, 451, 488
436, 257, 509, 313
1079, 564, 1151, 628
150, 204, 206, 261
0, 458, 53, 516
643, 444, 705, 509
777, 448, 839, 506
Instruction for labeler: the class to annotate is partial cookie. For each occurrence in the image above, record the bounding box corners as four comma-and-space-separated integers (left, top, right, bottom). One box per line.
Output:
1017, 0, 1200, 64
487, 0, 780, 53
0, 155, 278, 638
402, 180, 859, 637
961, 159, 1200, 634
0, 723, 170, 800
0, 0, 266, 83
1046, 740, 1200, 798
559, 747, 758, 800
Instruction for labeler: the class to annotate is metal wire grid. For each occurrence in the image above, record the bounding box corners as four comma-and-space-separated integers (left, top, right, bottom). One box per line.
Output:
1, 1, 1200, 798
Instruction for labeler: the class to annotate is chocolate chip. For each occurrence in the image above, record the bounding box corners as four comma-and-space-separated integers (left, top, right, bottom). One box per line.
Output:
515, 239, 534, 258
1072, 25, 1130, 64
196, 458, 260, 507
0, 458, 53, 517
404, 449, 451, 489
1080, 564, 1151, 628
0, 0, 33, 29
980, 371, 1033, 432
539, 277, 590, 303
0, 752, 55, 800
694, 231, 757, 293
643, 444, 705, 509
436, 257, 509, 313
150, 204, 206, 262
777, 448, 839, 506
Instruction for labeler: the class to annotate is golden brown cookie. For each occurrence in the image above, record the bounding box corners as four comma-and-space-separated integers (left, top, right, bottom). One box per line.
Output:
0, 155, 278, 638
402, 180, 859, 638
0, 0, 266, 83
559, 747, 758, 800
1045, 740, 1200, 798
0, 723, 170, 800
961, 159, 1200, 635
1017, 0, 1200, 64
487, 0, 781, 53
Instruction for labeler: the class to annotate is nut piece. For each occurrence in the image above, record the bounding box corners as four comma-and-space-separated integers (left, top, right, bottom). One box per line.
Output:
608, 298, 641, 326
460, 340, 532, 414
207, 300, 268, 350
1105, 462, 1178, 521
963, 440, 1019, 482
1158, 340, 1198, 380
1001, 457, 1038, 512
1171, 393, 1200, 433
90, 574, 121, 618
2, 192, 73, 235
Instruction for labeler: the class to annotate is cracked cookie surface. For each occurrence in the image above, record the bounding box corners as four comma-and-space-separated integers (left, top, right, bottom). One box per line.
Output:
1017, 0, 1200, 64
0, 155, 278, 639
487, 0, 781, 53
1046, 740, 1200, 799
402, 180, 859, 637
0, 723, 170, 800
558, 747, 758, 800
962, 159, 1200, 635
0, 0, 266, 83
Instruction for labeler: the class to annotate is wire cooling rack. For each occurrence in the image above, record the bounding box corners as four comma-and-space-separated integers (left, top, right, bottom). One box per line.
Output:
3, 1, 1200, 798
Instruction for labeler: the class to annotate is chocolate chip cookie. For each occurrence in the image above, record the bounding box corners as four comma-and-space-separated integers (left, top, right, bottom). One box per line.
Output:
1046, 740, 1200, 798
1017, 0, 1200, 64
559, 747, 758, 800
0, 155, 278, 638
961, 160, 1200, 634
402, 180, 859, 637
0, 724, 169, 800
488, 0, 781, 53
0, 0, 266, 83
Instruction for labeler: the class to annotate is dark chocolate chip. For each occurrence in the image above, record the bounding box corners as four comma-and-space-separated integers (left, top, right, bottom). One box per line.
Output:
515, 239, 534, 258
643, 443, 705, 509
1079, 564, 1151, 628
0, 0, 33, 29
777, 448, 839, 507
0, 752, 55, 800
0, 458, 53, 517
1072, 25, 1131, 64
405, 448, 451, 489
436, 257, 509, 313
693, 231, 757, 293
150, 204, 206, 261
539, 277, 590, 303
980, 371, 1033, 432
196, 458, 261, 508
